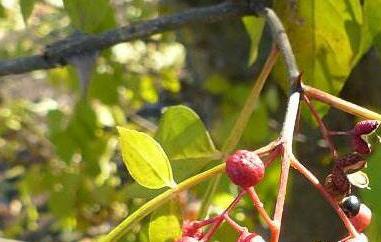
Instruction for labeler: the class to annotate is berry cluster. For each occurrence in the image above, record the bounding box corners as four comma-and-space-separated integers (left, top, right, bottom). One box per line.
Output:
177, 150, 267, 242
176, 120, 379, 242
324, 120, 380, 241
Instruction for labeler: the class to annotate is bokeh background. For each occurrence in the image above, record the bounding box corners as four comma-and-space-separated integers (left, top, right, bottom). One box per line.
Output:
0, 0, 380, 241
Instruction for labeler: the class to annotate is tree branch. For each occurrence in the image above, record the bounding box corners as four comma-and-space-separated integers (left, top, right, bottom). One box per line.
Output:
0, 1, 256, 76
259, 7, 301, 242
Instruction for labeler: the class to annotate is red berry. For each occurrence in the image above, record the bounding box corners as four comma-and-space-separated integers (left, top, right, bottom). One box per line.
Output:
225, 150, 265, 188
176, 236, 200, 242
353, 120, 380, 136
350, 204, 372, 232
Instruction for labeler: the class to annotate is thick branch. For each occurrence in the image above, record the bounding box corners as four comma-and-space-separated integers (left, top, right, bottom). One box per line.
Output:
0, 1, 255, 76
261, 8, 301, 242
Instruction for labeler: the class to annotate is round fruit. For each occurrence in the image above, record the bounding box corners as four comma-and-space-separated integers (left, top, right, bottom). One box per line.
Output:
225, 150, 265, 188
341, 195, 361, 218
350, 204, 372, 232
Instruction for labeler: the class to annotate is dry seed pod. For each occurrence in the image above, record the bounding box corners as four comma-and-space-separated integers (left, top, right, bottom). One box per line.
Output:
325, 168, 351, 201
334, 153, 366, 174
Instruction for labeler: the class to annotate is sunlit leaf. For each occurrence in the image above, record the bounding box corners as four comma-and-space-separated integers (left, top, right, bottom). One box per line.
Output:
63, 0, 116, 33
273, 0, 364, 97
118, 127, 176, 189
149, 200, 182, 242
363, 0, 381, 54
242, 16, 265, 66
126, 106, 219, 198
20, 0, 36, 24
156, 105, 216, 160
0, 3, 5, 18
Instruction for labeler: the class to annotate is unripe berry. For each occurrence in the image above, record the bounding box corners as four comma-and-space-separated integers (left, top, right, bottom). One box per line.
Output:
353, 120, 380, 136
350, 204, 372, 232
225, 150, 265, 188
340, 195, 361, 218
237, 231, 266, 242
342, 233, 368, 242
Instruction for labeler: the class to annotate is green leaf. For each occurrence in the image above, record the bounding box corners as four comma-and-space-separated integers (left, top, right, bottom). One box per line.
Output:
149, 200, 182, 242
0, 3, 5, 18
118, 127, 176, 189
156, 105, 216, 160
20, 0, 36, 24
126, 105, 219, 198
242, 16, 265, 66
363, 0, 381, 54
273, 0, 364, 96
63, 0, 116, 33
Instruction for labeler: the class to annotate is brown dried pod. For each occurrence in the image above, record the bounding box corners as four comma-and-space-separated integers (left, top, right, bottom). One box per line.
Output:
325, 168, 351, 201
334, 153, 367, 174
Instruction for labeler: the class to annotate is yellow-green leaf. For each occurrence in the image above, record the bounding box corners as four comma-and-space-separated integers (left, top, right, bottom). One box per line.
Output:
156, 105, 216, 160
118, 127, 176, 189
20, 0, 36, 24
149, 200, 182, 242
273, 0, 364, 96
63, 0, 116, 33
242, 16, 265, 66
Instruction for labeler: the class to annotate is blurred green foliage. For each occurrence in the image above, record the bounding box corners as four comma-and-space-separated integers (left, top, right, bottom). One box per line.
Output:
0, 0, 381, 241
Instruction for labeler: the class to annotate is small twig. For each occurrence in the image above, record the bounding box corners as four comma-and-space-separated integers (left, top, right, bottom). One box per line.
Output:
223, 214, 245, 233
201, 190, 246, 242
329, 131, 351, 136
303, 94, 338, 158
246, 187, 277, 232
303, 84, 381, 121
290, 158, 359, 238
222, 44, 280, 154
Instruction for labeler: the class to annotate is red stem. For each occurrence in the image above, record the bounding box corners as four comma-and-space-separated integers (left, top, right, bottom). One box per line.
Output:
290, 158, 359, 238
271, 153, 290, 242
303, 94, 338, 158
223, 214, 245, 233
201, 190, 246, 242
246, 187, 277, 233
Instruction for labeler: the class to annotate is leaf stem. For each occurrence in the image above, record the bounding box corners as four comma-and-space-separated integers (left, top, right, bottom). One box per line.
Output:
99, 163, 225, 242
101, 143, 277, 242
199, 44, 280, 219
303, 84, 381, 120
221, 44, 279, 154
